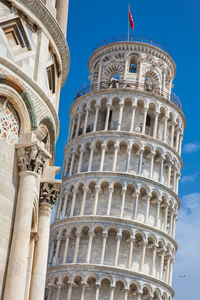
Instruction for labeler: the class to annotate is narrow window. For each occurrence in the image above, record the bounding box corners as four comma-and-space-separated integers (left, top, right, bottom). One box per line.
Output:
47, 65, 56, 94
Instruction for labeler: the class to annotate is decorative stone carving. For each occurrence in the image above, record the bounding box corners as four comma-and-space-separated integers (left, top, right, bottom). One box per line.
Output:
40, 182, 61, 205
0, 96, 20, 145
17, 143, 51, 174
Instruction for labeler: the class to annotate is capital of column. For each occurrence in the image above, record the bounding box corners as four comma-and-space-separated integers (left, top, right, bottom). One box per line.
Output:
101, 143, 107, 150
40, 182, 61, 206
16, 142, 51, 175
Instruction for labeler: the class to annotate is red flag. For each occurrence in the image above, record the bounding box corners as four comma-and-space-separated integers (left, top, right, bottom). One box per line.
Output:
129, 9, 134, 30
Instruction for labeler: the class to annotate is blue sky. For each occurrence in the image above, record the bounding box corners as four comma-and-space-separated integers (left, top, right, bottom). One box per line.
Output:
55, 1, 200, 298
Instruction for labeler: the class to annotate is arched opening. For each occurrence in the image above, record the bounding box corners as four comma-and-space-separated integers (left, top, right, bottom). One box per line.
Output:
0, 96, 20, 145
129, 56, 137, 73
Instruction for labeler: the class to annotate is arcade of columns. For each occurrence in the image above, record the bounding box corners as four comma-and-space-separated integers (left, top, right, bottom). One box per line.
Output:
46, 40, 185, 300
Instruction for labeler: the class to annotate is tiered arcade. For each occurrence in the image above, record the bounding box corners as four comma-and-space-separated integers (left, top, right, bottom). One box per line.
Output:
46, 37, 185, 300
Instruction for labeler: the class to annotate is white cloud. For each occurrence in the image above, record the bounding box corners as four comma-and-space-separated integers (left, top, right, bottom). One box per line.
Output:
173, 193, 200, 299
181, 173, 199, 183
183, 142, 200, 153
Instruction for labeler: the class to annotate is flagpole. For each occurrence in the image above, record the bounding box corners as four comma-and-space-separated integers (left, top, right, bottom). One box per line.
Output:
128, 4, 130, 41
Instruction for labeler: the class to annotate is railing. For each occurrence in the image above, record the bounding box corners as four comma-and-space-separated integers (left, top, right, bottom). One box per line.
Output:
75, 80, 182, 111
92, 35, 170, 56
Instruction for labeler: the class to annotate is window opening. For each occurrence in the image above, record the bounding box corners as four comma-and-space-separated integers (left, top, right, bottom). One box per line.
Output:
47, 65, 56, 94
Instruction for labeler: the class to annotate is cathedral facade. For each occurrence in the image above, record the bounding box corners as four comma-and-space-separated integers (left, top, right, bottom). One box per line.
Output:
46, 37, 185, 300
0, 1, 69, 299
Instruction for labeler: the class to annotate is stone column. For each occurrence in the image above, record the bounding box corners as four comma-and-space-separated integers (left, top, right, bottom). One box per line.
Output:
164, 205, 169, 232
159, 251, 165, 280
124, 289, 128, 300
55, 282, 63, 300
139, 241, 147, 272
104, 103, 111, 130
73, 231, 81, 263
80, 187, 88, 216
67, 282, 74, 300
150, 152, 155, 179
163, 116, 168, 142
109, 286, 115, 300
179, 134, 183, 155
175, 129, 180, 152
86, 231, 94, 263
112, 144, 119, 171
133, 193, 139, 220
155, 200, 161, 227
142, 107, 148, 134
169, 209, 174, 236
56, 0, 69, 36
83, 107, 89, 134
145, 196, 151, 223
126, 147, 131, 172
173, 168, 177, 192
54, 235, 62, 265
48, 241, 55, 265
62, 191, 70, 218
172, 214, 178, 238
46, 285, 53, 300
69, 151, 76, 176
176, 173, 180, 194
80, 282, 87, 300
151, 246, 157, 276
170, 121, 175, 147
100, 231, 108, 264
88, 145, 95, 172
70, 188, 77, 217
106, 185, 114, 216
153, 112, 159, 138
93, 186, 101, 215
120, 187, 127, 217
4, 143, 50, 300
99, 144, 106, 171
75, 111, 82, 137
117, 103, 124, 131
93, 104, 100, 131
138, 149, 144, 175
167, 163, 172, 188
95, 283, 101, 300
77, 147, 84, 173
166, 255, 171, 283
128, 237, 135, 269
56, 194, 63, 220
70, 118, 75, 140
130, 105, 136, 132
62, 233, 70, 264
159, 156, 164, 184
169, 258, 174, 285
114, 232, 122, 266
29, 182, 60, 300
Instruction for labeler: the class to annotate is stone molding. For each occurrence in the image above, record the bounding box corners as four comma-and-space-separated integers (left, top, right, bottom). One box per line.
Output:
16, 142, 51, 174
40, 181, 61, 205
11, 0, 70, 86
39, 202, 52, 217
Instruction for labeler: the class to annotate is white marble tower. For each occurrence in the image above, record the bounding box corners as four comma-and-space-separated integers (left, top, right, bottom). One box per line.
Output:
47, 37, 185, 300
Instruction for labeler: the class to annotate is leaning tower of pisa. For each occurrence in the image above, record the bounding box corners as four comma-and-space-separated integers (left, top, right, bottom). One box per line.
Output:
47, 37, 185, 300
